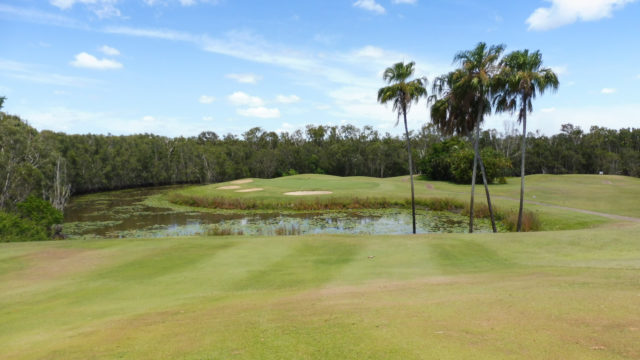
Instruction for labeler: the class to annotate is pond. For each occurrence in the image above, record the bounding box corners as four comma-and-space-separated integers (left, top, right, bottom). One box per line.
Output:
63, 186, 497, 238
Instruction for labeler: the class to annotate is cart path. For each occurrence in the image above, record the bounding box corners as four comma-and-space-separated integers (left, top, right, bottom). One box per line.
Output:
493, 196, 640, 223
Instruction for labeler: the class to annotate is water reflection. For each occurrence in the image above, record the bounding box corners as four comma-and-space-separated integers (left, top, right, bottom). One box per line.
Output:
63, 186, 494, 238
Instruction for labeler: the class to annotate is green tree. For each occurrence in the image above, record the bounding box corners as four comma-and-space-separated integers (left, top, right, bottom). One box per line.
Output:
377, 61, 427, 234
495, 49, 559, 231
429, 43, 504, 232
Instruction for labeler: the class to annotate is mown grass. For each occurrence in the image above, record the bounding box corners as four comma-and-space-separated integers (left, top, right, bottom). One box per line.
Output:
1, 223, 639, 359
165, 174, 640, 231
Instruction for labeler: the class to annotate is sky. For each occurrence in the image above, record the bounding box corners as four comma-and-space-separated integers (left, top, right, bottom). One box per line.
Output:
1, 0, 639, 137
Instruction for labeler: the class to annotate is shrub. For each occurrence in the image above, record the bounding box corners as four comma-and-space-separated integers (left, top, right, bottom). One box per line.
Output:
418, 137, 511, 184
502, 210, 541, 232
16, 196, 63, 237
0, 196, 63, 242
0, 212, 48, 242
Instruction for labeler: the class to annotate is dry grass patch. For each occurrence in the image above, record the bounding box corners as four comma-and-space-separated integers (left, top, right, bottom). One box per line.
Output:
284, 191, 333, 196
235, 188, 263, 193
217, 185, 241, 190
231, 179, 253, 184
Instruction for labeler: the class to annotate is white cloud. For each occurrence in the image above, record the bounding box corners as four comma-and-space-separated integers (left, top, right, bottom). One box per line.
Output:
601, 88, 616, 94
237, 107, 280, 118
202, 116, 213, 121
353, 0, 386, 14
276, 94, 300, 104
50, 0, 121, 18
70, 52, 123, 70
17, 106, 213, 136
485, 104, 640, 135
550, 65, 568, 76
541, 107, 556, 113
526, 0, 637, 31
0, 58, 96, 87
99, 45, 120, 56
228, 91, 264, 107
226, 73, 261, 84
0, 4, 86, 29
636, 74, 640, 79
198, 95, 216, 104
392, 0, 417, 4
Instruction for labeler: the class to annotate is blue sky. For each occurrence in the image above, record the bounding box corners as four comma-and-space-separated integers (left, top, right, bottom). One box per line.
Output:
1, 0, 639, 137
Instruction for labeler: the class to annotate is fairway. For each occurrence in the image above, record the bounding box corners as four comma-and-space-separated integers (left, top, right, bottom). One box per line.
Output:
2, 174, 640, 359
1, 225, 640, 359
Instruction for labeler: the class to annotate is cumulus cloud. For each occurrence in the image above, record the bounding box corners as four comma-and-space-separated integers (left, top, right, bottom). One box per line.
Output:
237, 107, 280, 118
70, 52, 122, 70
276, 94, 300, 104
601, 88, 616, 94
526, 0, 637, 31
226, 73, 261, 84
228, 91, 264, 107
99, 45, 120, 56
353, 0, 385, 14
198, 95, 215, 104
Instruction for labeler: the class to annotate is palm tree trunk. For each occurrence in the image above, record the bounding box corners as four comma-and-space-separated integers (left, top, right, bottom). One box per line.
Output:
477, 153, 497, 232
517, 111, 527, 232
403, 110, 417, 234
469, 121, 479, 233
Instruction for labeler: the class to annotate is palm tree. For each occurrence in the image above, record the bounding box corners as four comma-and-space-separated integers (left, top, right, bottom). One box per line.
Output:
429, 69, 497, 233
449, 42, 504, 233
494, 50, 559, 231
378, 61, 427, 234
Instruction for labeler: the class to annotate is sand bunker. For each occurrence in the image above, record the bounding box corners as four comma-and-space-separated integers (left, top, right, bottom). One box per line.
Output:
231, 179, 254, 184
217, 185, 241, 190
284, 191, 333, 196
235, 188, 263, 193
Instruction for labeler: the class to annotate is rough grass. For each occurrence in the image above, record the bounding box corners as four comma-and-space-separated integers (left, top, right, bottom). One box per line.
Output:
1, 224, 640, 359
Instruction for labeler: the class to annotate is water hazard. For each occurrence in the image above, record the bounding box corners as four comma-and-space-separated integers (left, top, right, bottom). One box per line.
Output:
63, 186, 495, 238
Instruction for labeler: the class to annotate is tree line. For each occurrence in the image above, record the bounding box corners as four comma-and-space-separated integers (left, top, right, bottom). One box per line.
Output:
2, 110, 638, 211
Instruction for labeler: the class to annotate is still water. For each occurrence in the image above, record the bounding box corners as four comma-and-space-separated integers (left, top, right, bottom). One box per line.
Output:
63, 186, 495, 238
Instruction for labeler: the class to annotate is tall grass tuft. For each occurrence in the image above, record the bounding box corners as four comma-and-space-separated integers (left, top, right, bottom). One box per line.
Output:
502, 210, 541, 232
274, 224, 301, 236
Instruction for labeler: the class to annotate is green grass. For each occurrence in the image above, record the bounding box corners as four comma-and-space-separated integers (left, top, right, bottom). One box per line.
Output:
166, 174, 640, 230
2, 174, 639, 359
1, 223, 639, 359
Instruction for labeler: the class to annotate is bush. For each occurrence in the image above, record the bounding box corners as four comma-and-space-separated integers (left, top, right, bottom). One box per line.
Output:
16, 196, 63, 237
418, 137, 511, 184
0, 212, 48, 242
502, 210, 541, 232
0, 196, 63, 242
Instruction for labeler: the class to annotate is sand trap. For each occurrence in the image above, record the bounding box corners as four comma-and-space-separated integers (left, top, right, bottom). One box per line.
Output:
235, 188, 263, 193
284, 191, 333, 196
217, 185, 241, 190
231, 179, 253, 184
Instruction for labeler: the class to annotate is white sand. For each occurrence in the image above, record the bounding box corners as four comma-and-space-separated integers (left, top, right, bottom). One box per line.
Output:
284, 191, 333, 196
217, 185, 241, 190
235, 188, 263, 193
231, 179, 254, 184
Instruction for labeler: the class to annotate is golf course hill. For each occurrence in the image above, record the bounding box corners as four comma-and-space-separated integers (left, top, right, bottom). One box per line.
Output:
164, 173, 640, 231
1, 174, 639, 359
